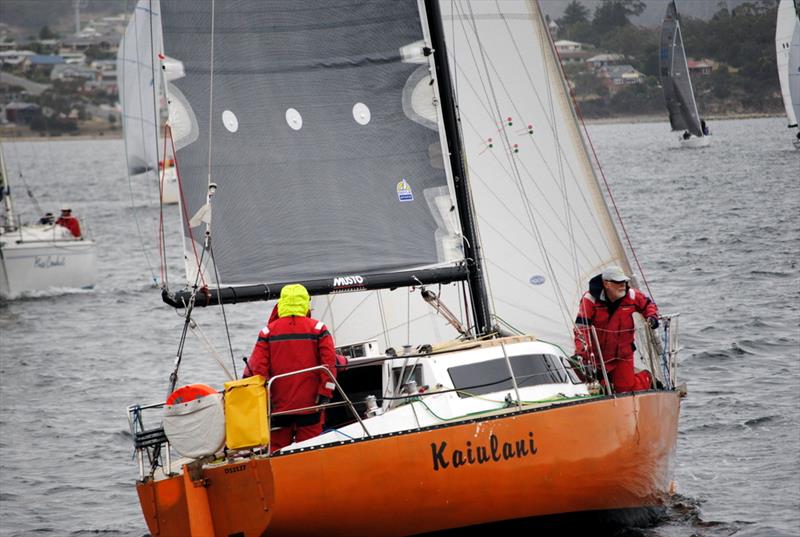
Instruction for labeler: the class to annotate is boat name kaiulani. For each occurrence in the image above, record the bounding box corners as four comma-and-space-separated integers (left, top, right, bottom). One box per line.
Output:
431, 432, 538, 471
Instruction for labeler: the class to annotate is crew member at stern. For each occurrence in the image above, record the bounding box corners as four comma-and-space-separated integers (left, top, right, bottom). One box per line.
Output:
573, 266, 659, 393
244, 284, 337, 452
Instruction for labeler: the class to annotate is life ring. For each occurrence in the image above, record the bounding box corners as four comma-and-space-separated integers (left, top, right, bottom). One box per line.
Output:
166, 383, 217, 405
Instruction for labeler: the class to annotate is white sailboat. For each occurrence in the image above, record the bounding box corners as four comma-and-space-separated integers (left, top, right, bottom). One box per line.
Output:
776, 0, 800, 149
0, 144, 97, 299
117, 1, 179, 204
126, 1, 683, 535
659, 0, 710, 148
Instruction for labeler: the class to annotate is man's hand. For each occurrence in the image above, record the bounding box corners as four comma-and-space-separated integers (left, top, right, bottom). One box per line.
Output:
647, 316, 659, 329
316, 395, 331, 406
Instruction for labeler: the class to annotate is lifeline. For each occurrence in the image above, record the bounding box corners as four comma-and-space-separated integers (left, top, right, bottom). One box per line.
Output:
430, 432, 538, 471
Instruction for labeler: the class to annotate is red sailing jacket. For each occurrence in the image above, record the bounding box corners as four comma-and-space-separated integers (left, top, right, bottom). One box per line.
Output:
574, 274, 658, 372
245, 314, 337, 414
55, 215, 81, 238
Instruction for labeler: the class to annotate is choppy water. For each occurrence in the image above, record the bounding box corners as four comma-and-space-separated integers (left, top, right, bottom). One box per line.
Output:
1, 116, 798, 536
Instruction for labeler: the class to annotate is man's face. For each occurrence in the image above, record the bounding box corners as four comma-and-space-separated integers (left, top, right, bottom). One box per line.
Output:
602, 279, 627, 301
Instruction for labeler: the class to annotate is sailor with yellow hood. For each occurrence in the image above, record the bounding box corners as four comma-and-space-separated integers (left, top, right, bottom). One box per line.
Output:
245, 284, 337, 451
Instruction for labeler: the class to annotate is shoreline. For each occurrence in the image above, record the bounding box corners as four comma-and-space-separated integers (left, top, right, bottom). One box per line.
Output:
0, 112, 785, 141
582, 111, 782, 125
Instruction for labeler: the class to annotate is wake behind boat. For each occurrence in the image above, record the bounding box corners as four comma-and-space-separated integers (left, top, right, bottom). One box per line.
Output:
124, 1, 684, 535
660, 0, 711, 148
0, 144, 97, 299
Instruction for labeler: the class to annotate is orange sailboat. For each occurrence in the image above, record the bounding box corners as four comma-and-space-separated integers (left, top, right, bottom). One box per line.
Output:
125, 0, 683, 535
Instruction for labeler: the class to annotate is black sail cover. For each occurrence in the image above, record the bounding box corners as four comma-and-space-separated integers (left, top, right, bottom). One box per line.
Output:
659, 1, 702, 135
159, 0, 463, 287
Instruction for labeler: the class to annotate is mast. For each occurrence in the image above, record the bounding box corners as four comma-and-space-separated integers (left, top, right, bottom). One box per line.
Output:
423, 0, 493, 337
0, 144, 16, 231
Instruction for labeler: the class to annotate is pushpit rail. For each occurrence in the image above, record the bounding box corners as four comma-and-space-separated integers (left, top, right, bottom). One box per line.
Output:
127, 365, 368, 480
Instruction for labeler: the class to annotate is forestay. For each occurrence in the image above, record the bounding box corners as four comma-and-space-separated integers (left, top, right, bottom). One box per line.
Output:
659, 0, 703, 136
158, 0, 464, 287
118, 0, 164, 176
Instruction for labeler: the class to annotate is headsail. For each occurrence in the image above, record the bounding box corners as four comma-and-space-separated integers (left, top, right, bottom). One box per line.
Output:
776, 0, 800, 129
118, 0, 164, 176
159, 1, 466, 292
439, 0, 631, 349
659, 0, 703, 136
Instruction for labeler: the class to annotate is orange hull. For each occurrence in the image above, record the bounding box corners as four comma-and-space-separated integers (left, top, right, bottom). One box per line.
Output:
137, 391, 680, 536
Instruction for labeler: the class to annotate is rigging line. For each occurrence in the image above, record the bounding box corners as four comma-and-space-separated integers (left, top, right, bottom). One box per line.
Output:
460, 128, 607, 269
529, 3, 583, 295
6, 132, 43, 217
168, 126, 207, 289
205, 0, 217, 188
207, 240, 238, 379
450, 56, 614, 258
562, 72, 654, 301
453, 7, 615, 263
187, 317, 234, 380
452, 9, 615, 256
158, 126, 169, 286
406, 286, 411, 346
148, 0, 164, 204
461, 1, 573, 331
376, 291, 391, 351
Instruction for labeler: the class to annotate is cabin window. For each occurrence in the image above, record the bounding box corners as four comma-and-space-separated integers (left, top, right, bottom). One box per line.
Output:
447, 354, 573, 398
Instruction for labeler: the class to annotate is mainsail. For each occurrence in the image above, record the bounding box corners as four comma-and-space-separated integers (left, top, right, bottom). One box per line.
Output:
659, 0, 703, 136
776, 0, 800, 130
118, 0, 164, 176
159, 0, 466, 291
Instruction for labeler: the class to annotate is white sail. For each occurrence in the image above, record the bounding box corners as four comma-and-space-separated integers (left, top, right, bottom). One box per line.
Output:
440, 0, 630, 350
117, 0, 164, 177
776, 0, 800, 132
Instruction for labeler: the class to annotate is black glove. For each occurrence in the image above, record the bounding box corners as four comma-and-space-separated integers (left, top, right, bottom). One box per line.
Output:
647, 316, 659, 329
317, 395, 331, 405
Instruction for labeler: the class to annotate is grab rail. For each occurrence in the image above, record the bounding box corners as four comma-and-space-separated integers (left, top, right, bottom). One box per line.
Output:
266, 365, 371, 452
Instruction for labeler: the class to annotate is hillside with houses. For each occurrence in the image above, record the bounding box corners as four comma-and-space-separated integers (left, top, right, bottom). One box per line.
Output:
0, 0, 786, 138
0, 13, 123, 138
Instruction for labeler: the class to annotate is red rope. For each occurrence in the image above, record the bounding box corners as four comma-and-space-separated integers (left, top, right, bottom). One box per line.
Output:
165, 124, 207, 290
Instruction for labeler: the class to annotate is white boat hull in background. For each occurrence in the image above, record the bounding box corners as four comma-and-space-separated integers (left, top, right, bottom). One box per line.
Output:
161, 166, 179, 205
0, 225, 97, 299
679, 135, 711, 148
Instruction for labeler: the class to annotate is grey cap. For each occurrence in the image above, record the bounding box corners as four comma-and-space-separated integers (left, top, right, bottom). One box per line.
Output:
602, 266, 630, 282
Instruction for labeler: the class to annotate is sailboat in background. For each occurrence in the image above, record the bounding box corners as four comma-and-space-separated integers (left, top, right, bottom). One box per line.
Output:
117, 1, 179, 204
775, 0, 800, 149
0, 144, 97, 299
659, 0, 710, 148
125, 1, 682, 535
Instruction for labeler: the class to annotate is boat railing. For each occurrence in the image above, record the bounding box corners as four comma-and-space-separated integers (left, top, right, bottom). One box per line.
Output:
266, 365, 371, 450
126, 366, 369, 479
127, 401, 172, 481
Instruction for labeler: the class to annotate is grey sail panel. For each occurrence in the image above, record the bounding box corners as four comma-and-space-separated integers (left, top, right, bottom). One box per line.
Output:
159, 0, 462, 286
659, 1, 702, 135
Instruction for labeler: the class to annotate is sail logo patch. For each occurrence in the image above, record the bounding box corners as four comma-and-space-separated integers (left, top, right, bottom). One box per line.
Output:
529, 275, 546, 285
396, 179, 414, 202
332, 275, 365, 292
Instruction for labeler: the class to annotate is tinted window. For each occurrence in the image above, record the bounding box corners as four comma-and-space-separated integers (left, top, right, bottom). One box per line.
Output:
448, 354, 570, 398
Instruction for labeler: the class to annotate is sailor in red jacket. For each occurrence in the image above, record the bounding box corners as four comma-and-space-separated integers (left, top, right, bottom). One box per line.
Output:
244, 284, 337, 452
574, 266, 659, 393
55, 207, 82, 238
